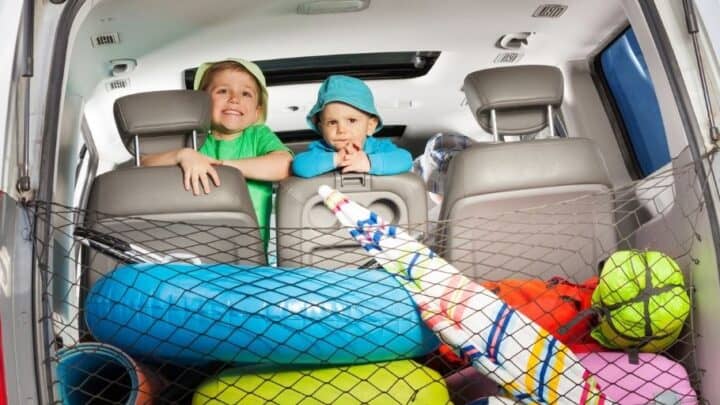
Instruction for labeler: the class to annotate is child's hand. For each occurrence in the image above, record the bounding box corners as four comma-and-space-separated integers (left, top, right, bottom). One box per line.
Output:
176, 148, 221, 195
334, 147, 348, 168
338, 143, 371, 173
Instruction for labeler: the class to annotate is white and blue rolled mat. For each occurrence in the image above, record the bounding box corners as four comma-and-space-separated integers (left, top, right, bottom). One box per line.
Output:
318, 185, 612, 405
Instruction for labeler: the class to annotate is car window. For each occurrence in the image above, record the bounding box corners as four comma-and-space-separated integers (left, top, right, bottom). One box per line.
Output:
599, 28, 671, 176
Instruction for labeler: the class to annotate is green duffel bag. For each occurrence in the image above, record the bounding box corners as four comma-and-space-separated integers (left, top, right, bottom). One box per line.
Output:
591, 250, 690, 353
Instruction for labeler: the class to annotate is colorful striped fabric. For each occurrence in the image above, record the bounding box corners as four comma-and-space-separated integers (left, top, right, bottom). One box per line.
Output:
318, 185, 612, 405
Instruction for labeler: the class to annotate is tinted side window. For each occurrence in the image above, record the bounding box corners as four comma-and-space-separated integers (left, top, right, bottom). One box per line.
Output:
599, 28, 671, 176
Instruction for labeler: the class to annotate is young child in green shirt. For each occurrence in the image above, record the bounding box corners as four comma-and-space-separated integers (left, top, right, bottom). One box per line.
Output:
141, 59, 293, 251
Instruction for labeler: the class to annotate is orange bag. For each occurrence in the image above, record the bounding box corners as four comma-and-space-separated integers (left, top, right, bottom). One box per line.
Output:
481, 277, 598, 345
434, 277, 599, 366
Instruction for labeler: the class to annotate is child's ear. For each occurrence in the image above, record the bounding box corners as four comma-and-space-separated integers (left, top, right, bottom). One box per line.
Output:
366, 116, 379, 135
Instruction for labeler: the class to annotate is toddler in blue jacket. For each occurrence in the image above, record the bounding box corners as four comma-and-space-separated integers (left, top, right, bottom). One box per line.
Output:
292, 75, 412, 177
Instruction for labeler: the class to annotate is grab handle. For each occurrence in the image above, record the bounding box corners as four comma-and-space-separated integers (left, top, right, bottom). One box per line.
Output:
335, 173, 369, 191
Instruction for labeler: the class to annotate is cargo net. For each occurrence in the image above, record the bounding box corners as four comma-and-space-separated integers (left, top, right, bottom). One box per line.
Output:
33, 150, 711, 405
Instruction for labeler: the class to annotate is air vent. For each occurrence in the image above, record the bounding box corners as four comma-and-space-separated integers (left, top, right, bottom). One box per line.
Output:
532, 4, 567, 18
91, 32, 120, 47
105, 78, 130, 91
494, 52, 522, 64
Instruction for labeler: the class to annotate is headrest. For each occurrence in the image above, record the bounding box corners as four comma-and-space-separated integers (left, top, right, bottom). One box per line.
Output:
463, 65, 563, 135
444, 138, 610, 200
113, 90, 211, 155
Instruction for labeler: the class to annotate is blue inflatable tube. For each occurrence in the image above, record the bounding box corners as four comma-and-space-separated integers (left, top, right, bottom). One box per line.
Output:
85, 263, 438, 365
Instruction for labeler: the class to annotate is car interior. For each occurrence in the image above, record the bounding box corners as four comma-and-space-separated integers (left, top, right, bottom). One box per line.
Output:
24, 0, 720, 403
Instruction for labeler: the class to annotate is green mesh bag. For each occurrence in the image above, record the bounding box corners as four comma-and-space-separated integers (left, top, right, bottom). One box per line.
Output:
591, 250, 690, 352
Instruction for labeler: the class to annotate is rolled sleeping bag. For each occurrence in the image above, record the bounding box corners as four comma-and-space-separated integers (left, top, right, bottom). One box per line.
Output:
85, 263, 439, 365
192, 360, 450, 404
56, 343, 164, 405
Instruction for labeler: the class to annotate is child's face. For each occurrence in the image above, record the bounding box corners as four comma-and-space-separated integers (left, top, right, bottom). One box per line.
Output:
207, 69, 262, 135
317, 102, 378, 150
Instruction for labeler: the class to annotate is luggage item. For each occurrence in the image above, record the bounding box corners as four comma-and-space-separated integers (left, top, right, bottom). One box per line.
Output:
591, 250, 690, 352
578, 351, 697, 404
481, 277, 598, 345
445, 366, 500, 405
85, 263, 438, 366
56, 343, 164, 405
443, 352, 697, 405
192, 360, 450, 404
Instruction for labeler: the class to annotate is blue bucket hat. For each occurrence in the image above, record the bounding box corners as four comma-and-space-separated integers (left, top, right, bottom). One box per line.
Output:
306, 75, 383, 134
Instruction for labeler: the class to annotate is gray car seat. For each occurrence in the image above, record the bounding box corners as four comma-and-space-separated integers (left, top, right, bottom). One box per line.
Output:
84, 90, 264, 289
276, 172, 427, 268
438, 66, 615, 282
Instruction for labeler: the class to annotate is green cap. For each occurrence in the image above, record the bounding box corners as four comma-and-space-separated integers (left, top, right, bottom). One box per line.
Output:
194, 58, 269, 124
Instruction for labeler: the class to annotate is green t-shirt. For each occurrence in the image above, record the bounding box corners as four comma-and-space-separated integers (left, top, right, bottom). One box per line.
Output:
199, 124, 290, 252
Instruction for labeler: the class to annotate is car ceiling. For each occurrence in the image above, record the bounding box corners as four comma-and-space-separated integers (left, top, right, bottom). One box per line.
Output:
67, 0, 626, 168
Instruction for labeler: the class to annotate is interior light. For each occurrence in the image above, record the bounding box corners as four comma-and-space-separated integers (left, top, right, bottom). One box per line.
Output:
109, 58, 138, 77
297, 0, 370, 15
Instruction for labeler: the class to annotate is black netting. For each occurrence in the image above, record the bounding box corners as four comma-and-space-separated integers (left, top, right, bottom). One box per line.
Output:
33, 149, 713, 404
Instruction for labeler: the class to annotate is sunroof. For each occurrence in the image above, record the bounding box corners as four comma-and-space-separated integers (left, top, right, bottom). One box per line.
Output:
183, 51, 441, 88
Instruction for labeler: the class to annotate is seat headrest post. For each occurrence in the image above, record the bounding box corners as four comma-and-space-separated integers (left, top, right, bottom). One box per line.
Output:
134, 135, 141, 167
490, 108, 499, 142
192, 130, 198, 151
547, 105, 555, 138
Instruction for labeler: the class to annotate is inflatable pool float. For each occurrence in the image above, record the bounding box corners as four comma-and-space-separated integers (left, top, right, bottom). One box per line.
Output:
192, 360, 450, 404
319, 185, 613, 404
56, 343, 164, 405
85, 263, 438, 365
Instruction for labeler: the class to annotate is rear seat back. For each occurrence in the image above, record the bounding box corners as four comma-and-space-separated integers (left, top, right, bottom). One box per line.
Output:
85, 90, 264, 289
437, 66, 615, 282
276, 172, 427, 268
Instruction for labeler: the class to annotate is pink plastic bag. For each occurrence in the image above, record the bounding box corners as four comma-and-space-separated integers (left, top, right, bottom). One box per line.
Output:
447, 352, 696, 405
579, 352, 697, 404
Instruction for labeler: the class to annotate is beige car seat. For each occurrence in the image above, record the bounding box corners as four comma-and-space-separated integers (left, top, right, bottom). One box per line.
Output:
276, 172, 427, 269
438, 66, 615, 282
83, 90, 265, 289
